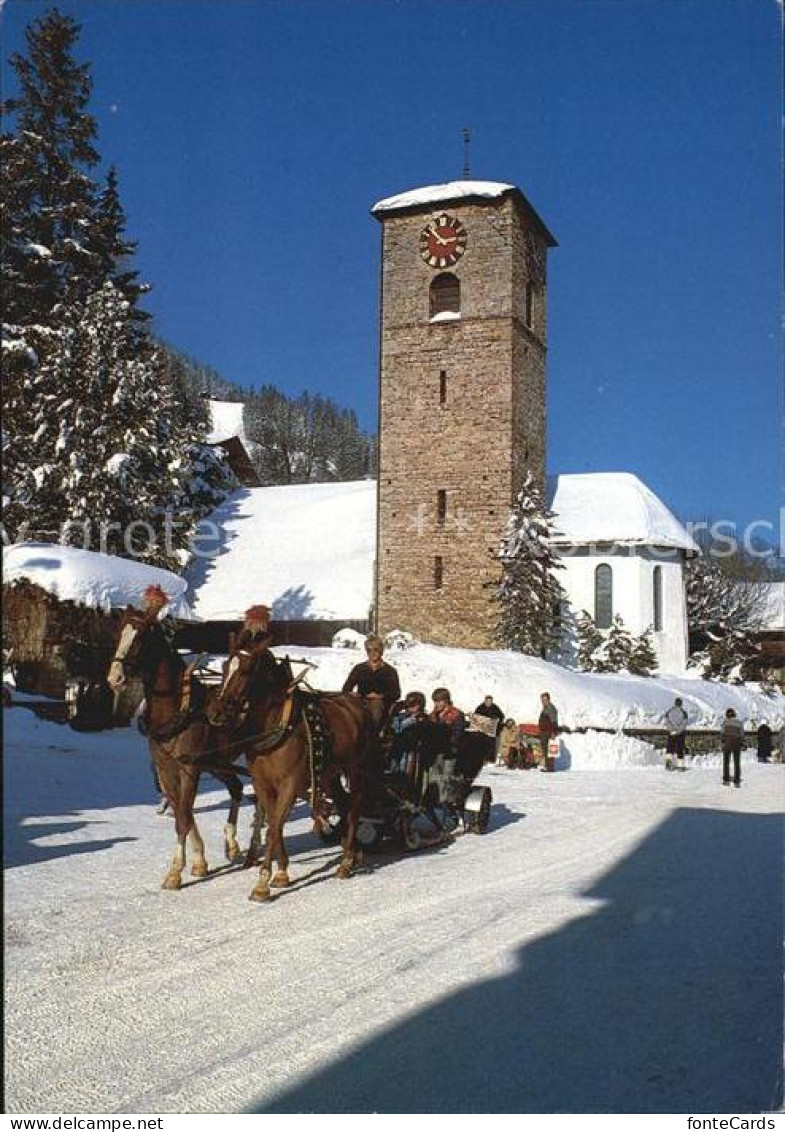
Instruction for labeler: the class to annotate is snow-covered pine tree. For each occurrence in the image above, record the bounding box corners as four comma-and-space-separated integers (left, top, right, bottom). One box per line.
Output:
576, 610, 603, 671
151, 346, 236, 521
495, 471, 565, 656
1, 9, 102, 326
92, 167, 151, 340
686, 553, 765, 679
7, 284, 197, 568
628, 626, 657, 676
591, 615, 637, 673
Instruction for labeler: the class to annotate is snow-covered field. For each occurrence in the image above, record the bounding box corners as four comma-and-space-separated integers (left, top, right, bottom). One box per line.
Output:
4, 706, 782, 1114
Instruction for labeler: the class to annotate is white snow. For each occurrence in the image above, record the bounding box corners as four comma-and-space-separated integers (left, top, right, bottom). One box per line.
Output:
332, 627, 366, 649
186, 481, 376, 621
3, 542, 194, 619
205, 399, 247, 445
372, 180, 516, 214
4, 705, 782, 1114
548, 472, 698, 551
275, 641, 783, 730
759, 580, 785, 630
105, 452, 131, 477
429, 310, 461, 322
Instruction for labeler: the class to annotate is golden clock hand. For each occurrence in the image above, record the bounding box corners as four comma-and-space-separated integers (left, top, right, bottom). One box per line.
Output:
428, 227, 450, 246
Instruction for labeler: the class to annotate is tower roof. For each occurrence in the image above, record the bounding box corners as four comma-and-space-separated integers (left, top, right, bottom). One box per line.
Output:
371, 179, 557, 246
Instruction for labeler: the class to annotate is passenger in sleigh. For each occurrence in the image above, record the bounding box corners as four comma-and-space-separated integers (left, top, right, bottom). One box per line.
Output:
390, 691, 428, 775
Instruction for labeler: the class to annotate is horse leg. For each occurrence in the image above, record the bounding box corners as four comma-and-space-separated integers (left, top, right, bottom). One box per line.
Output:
215, 772, 244, 863
249, 786, 278, 902
337, 774, 362, 880
268, 777, 298, 888
157, 756, 188, 891
178, 770, 209, 880
244, 794, 265, 869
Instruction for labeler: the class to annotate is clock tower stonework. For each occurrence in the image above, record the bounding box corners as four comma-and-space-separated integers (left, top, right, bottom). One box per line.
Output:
372, 181, 557, 649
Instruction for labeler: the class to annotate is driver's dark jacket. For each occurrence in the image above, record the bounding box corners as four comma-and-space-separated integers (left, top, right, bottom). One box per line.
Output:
342, 661, 401, 708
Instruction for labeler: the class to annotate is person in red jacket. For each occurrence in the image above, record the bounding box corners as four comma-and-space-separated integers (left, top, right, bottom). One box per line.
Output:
430, 687, 466, 751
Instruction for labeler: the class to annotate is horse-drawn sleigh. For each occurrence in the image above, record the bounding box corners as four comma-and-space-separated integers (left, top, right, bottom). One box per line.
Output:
106, 590, 492, 901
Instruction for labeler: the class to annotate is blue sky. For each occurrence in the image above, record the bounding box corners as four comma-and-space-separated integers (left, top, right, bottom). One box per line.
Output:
3, 0, 782, 537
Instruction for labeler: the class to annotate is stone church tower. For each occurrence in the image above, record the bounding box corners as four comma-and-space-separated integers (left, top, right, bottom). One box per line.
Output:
372, 180, 557, 648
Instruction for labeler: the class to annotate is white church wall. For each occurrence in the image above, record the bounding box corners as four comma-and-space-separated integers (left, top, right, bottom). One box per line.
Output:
557, 546, 689, 673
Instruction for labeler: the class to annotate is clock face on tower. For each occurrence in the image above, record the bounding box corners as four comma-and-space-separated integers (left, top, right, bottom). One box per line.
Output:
419, 213, 468, 268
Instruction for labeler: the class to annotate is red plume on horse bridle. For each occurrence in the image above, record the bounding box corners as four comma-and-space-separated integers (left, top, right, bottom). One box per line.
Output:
244, 604, 270, 629
143, 584, 169, 613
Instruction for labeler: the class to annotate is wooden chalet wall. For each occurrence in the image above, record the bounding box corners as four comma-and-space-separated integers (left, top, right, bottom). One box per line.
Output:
2, 580, 143, 720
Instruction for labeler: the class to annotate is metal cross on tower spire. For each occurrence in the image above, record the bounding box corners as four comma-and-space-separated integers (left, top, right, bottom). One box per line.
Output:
461, 127, 472, 179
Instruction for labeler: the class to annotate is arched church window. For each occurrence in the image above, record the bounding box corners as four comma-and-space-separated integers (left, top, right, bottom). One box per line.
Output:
429, 273, 460, 319
594, 564, 613, 629
653, 565, 663, 631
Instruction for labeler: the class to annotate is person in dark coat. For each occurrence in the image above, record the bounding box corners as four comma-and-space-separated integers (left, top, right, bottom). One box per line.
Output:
342, 635, 401, 729
756, 722, 773, 763
538, 692, 559, 769
473, 695, 505, 762
721, 708, 745, 787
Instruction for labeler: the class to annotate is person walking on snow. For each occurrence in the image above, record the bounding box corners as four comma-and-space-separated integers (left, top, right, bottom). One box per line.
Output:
538, 692, 559, 771
664, 697, 689, 771
721, 708, 745, 788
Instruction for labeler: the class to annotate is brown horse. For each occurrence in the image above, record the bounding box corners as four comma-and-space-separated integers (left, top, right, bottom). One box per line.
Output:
106, 607, 259, 890
207, 638, 376, 902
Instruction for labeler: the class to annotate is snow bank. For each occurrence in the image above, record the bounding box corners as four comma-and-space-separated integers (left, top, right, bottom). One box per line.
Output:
332, 627, 365, 650
3, 542, 194, 619
561, 731, 660, 769
275, 641, 784, 730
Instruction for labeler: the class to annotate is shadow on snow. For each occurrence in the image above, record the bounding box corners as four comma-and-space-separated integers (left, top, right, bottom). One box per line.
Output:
252, 806, 783, 1114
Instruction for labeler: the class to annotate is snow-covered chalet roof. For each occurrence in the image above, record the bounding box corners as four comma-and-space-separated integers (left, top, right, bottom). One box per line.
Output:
3, 542, 195, 619
206, 399, 246, 445
547, 473, 698, 553
185, 481, 376, 622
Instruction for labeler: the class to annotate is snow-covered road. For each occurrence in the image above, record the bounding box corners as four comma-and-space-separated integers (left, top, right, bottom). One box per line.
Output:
4, 709, 782, 1114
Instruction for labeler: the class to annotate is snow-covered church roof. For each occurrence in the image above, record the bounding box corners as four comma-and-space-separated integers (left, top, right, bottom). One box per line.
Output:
548, 473, 698, 552
3, 543, 195, 619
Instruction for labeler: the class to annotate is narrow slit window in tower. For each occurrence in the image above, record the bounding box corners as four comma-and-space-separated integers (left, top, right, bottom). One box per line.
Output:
439, 370, 447, 406
434, 556, 444, 590
437, 490, 446, 524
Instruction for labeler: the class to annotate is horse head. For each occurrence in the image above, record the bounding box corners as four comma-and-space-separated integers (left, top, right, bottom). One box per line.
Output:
206, 634, 280, 730
106, 606, 168, 692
